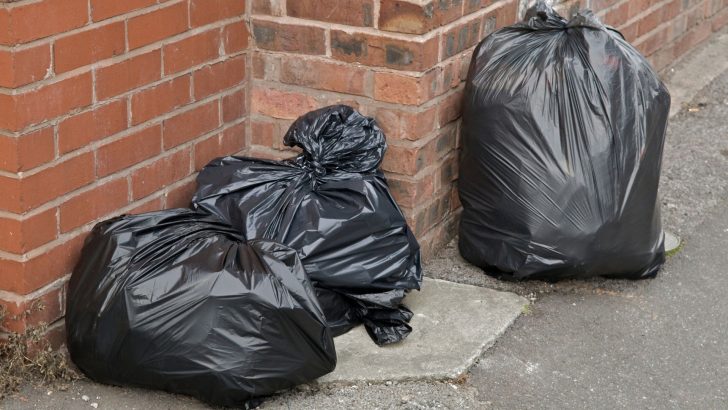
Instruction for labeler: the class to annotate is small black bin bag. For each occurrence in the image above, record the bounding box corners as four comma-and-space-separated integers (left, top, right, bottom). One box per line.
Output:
192, 105, 422, 345
458, 1, 671, 281
66, 210, 336, 407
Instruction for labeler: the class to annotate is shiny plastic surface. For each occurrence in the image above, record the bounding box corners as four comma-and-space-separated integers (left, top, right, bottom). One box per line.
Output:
458, 1, 670, 281
66, 210, 336, 407
193, 105, 422, 345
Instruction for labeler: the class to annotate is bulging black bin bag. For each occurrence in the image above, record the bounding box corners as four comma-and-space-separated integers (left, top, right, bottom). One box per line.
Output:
192, 105, 422, 345
66, 210, 336, 407
458, 1, 670, 281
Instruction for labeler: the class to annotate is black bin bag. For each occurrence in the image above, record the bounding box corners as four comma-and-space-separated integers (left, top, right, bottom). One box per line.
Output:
66, 210, 336, 407
458, 1, 670, 281
192, 105, 422, 345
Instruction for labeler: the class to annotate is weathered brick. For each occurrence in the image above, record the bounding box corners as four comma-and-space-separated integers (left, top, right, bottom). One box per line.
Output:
54, 21, 126, 73
60, 178, 129, 232
442, 17, 481, 59
330, 30, 440, 71
374, 70, 439, 105
127, 1, 188, 50
130, 75, 192, 125
379, 0, 465, 34
252, 87, 319, 120
96, 126, 162, 177
287, 0, 375, 27
280, 57, 368, 96
162, 101, 221, 149
437, 89, 464, 126
58, 99, 128, 154
387, 172, 436, 208
163, 29, 221, 75
96, 50, 162, 100
373, 106, 437, 141
253, 20, 326, 55
252, 0, 285, 16
131, 148, 192, 200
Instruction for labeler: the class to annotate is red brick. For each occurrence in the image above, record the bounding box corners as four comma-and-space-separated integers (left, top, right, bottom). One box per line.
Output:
0, 127, 55, 173
252, 87, 319, 120
250, 120, 279, 149
374, 70, 438, 105
54, 21, 125, 73
164, 178, 197, 208
128, 196, 164, 214
162, 101, 220, 149
1, 0, 88, 45
128, 1, 189, 50
280, 57, 368, 96
252, 0, 286, 15
442, 17, 482, 59
16, 152, 96, 213
96, 50, 162, 100
0, 208, 57, 254
379, 0, 438, 34
96, 126, 162, 177
193, 56, 246, 99
163, 29, 221, 75
379, 0, 466, 34
604, 1, 630, 26
58, 99, 128, 154
1, 284, 66, 333
627, 0, 651, 19
437, 90, 463, 126
130, 75, 192, 125
373, 106, 437, 141
222, 88, 246, 123
0, 44, 51, 88
91, 0, 157, 21
381, 142, 430, 175
223, 21, 250, 54
287, 0, 375, 27
193, 122, 246, 170
330, 30, 440, 71
637, 7, 663, 36
60, 178, 129, 232
713, 7, 728, 31
252, 20, 326, 55
190, 0, 246, 27
0, 73, 92, 132
131, 149, 192, 200
387, 172, 436, 208
11, 234, 87, 294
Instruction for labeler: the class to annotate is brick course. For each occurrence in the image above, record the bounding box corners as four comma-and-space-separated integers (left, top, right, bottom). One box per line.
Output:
1, 0, 727, 341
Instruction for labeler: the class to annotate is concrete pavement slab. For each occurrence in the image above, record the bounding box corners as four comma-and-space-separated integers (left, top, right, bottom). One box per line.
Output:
319, 278, 528, 383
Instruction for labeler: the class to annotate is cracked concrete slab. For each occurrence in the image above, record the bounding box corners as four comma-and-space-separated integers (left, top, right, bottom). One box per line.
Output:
318, 278, 528, 384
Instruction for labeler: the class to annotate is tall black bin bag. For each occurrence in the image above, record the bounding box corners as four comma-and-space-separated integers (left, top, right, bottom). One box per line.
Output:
458, 1, 671, 281
193, 105, 422, 345
66, 210, 336, 407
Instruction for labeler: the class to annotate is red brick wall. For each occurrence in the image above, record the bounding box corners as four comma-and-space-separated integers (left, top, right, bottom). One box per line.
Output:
0, 0, 249, 339
1, 0, 727, 341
